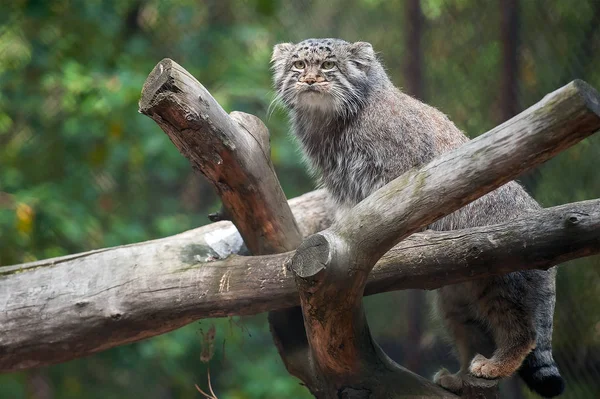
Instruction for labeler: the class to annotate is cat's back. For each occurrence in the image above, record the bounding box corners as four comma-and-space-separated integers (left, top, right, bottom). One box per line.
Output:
353, 84, 540, 228
353, 84, 470, 165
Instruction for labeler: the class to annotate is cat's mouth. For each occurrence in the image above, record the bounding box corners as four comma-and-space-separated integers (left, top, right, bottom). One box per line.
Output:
295, 83, 335, 111
296, 82, 330, 94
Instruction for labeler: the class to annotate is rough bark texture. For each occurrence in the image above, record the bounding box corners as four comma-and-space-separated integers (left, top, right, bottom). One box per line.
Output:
139, 59, 314, 384
2, 59, 599, 399
2, 196, 598, 373
290, 80, 600, 398
139, 58, 302, 255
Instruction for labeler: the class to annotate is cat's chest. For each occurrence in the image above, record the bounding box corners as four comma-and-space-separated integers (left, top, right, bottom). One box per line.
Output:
308, 132, 387, 204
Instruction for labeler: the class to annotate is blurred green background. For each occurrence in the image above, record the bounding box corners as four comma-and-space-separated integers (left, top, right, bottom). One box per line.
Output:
1, 0, 600, 398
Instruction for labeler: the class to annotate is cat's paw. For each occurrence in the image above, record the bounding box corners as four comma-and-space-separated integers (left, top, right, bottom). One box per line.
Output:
469, 354, 502, 379
433, 368, 463, 393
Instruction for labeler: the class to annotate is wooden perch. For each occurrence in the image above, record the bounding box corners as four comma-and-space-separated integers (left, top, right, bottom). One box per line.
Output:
2, 58, 599, 399
290, 80, 600, 398
2, 194, 598, 373
139, 58, 314, 385
139, 58, 302, 255
0, 190, 324, 373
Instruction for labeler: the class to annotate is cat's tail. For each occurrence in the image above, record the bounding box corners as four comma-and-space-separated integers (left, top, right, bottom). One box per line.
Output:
518, 273, 565, 398
518, 345, 564, 397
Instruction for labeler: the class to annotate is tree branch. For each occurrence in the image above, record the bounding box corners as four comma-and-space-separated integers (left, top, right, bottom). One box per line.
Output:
139, 58, 302, 255
139, 58, 315, 386
2, 193, 598, 374
368, 199, 600, 292
0, 190, 326, 374
290, 80, 600, 397
335, 80, 600, 266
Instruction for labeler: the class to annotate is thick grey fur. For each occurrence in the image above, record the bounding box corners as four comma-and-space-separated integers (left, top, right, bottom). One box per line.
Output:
271, 38, 564, 398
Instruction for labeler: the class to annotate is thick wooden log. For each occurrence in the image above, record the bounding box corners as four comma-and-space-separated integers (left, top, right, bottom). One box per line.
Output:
139, 58, 303, 255
0, 190, 325, 374
1, 195, 599, 373
290, 80, 600, 398
139, 58, 315, 386
337, 80, 600, 264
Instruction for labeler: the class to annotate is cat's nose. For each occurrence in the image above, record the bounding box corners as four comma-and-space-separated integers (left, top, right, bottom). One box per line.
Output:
304, 76, 317, 85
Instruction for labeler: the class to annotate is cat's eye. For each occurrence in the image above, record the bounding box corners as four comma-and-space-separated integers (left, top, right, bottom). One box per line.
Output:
293, 61, 305, 69
321, 61, 335, 70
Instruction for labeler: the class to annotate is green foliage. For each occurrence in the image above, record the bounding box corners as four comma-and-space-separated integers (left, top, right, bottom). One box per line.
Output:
1, 0, 600, 397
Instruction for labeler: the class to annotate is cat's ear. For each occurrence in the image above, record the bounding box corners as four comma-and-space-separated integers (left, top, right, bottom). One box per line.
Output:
349, 42, 376, 69
271, 43, 295, 63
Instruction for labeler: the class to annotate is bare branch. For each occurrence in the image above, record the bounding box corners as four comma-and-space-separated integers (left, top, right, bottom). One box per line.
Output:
139, 58, 302, 255
1, 192, 598, 374
139, 58, 315, 385
290, 80, 600, 397
336, 80, 600, 267
369, 199, 600, 293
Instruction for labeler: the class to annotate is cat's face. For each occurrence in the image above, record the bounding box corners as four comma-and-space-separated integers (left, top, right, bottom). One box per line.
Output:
271, 39, 376, 117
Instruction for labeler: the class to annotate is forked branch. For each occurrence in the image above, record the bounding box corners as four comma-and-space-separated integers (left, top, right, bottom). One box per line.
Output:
139, 58, 314, 386
291, 80, 600, 398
